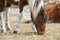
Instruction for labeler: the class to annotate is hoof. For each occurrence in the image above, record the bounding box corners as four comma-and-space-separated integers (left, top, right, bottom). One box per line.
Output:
1, 30, 6, 33
14, 31, 18, 34
7, 27, 12, 31
7, 28, 10, 30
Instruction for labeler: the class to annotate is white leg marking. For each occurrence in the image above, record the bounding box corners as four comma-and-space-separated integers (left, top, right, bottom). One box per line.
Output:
15, 13, 22, 32
6, 8, 12, 30
1, 12, 6, 33
32, 23, 37, 32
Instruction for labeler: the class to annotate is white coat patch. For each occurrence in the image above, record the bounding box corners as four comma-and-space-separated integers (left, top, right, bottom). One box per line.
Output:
28, 0, 44, 21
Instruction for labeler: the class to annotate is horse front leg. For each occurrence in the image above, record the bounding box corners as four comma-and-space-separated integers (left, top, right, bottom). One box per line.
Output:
32, 23, 37, 32
14, 13, 22, 33
0, 12, 6, 33
14, 4, 23, 33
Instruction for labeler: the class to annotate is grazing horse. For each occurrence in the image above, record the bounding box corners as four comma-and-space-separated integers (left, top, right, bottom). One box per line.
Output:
1, 0, 60, 35
14, 0, 60, 34
14, 0, 48, 35
0, 0, 19, 33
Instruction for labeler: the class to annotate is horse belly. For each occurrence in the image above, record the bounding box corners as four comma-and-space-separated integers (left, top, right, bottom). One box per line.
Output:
0, 0, 5, 12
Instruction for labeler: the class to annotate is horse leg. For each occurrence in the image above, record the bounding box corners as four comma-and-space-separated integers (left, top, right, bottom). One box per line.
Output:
14, 2, 23, 33
6, 8, 12, 31
14, 13, 22, 33
32, 23, 37, 32
0, 12, 6, 33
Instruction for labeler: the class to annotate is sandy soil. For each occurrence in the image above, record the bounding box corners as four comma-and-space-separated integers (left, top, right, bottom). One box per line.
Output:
0, 13, 60, 40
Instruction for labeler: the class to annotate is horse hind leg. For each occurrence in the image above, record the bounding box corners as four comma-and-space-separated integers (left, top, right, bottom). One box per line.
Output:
5, 8, 12, 31
0, 12, 6, 33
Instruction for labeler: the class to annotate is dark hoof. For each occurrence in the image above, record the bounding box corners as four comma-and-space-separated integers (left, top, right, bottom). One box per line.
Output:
6, 27, 12, 31
1, 30, 4, 32
1, 30, 7, 34
14, 31, 18, 34
7, 28, 10, 30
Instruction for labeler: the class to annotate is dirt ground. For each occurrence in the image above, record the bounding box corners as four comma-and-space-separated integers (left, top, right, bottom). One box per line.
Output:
0, 13, 60, 40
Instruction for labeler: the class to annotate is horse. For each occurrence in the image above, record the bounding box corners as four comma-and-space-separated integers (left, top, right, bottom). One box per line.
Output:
0, 0, 19, 33
1, 0, 59, 35
14, 0, 60, 35
13, 0, 49, 35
